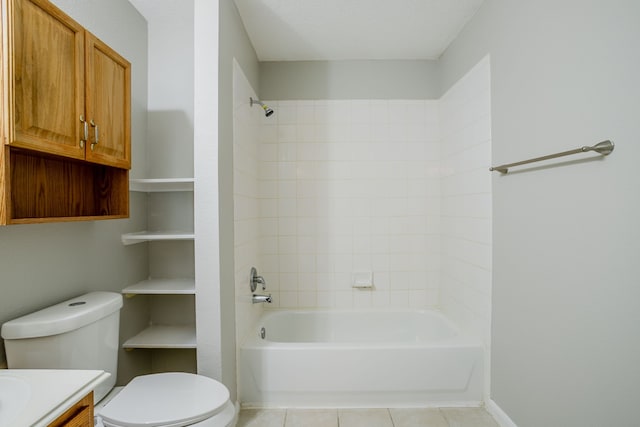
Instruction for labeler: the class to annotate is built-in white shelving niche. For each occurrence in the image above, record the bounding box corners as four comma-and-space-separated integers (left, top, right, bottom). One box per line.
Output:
121, 178, 196, 357
123, 178, 195, 245
121, 281, 196, 350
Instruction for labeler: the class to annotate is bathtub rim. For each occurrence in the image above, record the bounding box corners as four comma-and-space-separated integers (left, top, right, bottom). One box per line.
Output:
241, 307, 482, 349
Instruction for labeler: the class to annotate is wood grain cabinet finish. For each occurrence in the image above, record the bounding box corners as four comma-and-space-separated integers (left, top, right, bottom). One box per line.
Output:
0, 0, 130, 224
8, 0, 85, 160
84, 34, 131, 169
48, 392, 94, 427
6, 0, 131, 167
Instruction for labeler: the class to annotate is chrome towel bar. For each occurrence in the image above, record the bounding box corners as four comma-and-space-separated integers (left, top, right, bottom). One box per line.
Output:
490, 140, 614, 174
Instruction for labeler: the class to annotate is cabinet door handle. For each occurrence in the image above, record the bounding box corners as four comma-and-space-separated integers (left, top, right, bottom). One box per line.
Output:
90, 120, 99, 150
79, 116, 88, 148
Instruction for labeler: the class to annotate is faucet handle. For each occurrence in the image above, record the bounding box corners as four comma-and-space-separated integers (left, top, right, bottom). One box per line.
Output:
250, 267, 267, 291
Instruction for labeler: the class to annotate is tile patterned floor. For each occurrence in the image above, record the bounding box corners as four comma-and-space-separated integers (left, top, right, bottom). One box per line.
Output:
237, 407, 500, 427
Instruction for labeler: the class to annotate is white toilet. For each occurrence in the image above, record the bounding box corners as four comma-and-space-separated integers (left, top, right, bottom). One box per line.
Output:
1, 292, 237, 427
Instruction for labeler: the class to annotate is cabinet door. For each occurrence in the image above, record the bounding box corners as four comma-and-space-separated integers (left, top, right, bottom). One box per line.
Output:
8, 0, 85, 159
85, 32, 131, 169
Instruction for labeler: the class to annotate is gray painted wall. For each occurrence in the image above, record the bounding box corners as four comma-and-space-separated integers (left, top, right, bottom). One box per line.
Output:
131, 0, 194, 179
0, 0, 150, 384
439, 1, 640, 426
217, 0, 260, 399
260, 60, 439, 100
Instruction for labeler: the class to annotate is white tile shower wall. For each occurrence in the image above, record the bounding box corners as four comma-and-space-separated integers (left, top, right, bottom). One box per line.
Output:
233, 61, 263, 346
258, 100, 441, 309
439, 56, 492, 347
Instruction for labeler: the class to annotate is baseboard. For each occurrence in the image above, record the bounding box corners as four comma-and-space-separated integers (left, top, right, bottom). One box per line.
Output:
486, 399, 518, 427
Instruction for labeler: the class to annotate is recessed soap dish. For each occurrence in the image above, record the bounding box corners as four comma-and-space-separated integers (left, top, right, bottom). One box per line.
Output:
352, 271, 373, 288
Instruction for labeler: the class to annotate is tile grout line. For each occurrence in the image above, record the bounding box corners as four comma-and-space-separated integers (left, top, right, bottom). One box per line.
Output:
438, 408, 446, 427
438, 407, 452, 427
238, 407, 500, 427
388, 408, 396, 427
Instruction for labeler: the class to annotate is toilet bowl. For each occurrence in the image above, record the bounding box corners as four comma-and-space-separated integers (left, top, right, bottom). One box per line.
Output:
97, 373, 237, 427
1, 292, 237, 427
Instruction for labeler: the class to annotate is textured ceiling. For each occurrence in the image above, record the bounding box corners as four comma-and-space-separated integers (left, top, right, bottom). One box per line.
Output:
234, 0, 484, 61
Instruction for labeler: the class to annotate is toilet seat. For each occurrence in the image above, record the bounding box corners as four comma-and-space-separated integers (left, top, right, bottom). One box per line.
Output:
100, 372, 231, 427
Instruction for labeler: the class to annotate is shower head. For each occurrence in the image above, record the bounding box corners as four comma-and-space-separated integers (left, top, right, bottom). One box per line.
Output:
250, 97, 274, 117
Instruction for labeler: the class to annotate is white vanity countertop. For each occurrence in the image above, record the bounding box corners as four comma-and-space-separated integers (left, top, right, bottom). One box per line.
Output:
0, 369, 110, 427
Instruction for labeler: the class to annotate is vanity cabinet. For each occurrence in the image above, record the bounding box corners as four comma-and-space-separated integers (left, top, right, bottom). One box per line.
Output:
48, 392, 93, 427
0, 0, 130, 224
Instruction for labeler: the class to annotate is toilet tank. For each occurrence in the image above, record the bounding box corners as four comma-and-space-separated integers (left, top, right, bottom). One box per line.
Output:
1, 291, 123, 403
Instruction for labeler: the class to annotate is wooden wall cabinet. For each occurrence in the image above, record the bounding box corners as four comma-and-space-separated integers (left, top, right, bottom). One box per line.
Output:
0, 0, 131, 224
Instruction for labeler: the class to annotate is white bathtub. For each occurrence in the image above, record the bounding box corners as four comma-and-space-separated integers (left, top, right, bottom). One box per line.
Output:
239, 309, 484, 408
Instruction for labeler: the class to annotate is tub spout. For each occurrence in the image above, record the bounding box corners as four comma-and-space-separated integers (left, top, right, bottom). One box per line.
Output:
252, 294, 272, 304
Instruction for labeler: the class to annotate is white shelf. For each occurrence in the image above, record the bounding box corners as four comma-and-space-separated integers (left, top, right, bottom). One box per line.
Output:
122, 278, 195, 296
130, 178, 194, 192
123, 325, 196, 349
121, 231, 195, 245
124, 177, 196, 357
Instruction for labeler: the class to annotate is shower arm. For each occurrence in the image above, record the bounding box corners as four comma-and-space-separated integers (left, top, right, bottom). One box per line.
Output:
249, 97, 275, 117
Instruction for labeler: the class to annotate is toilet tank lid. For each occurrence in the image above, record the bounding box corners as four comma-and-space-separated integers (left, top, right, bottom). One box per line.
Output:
1, 292, 123, 339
